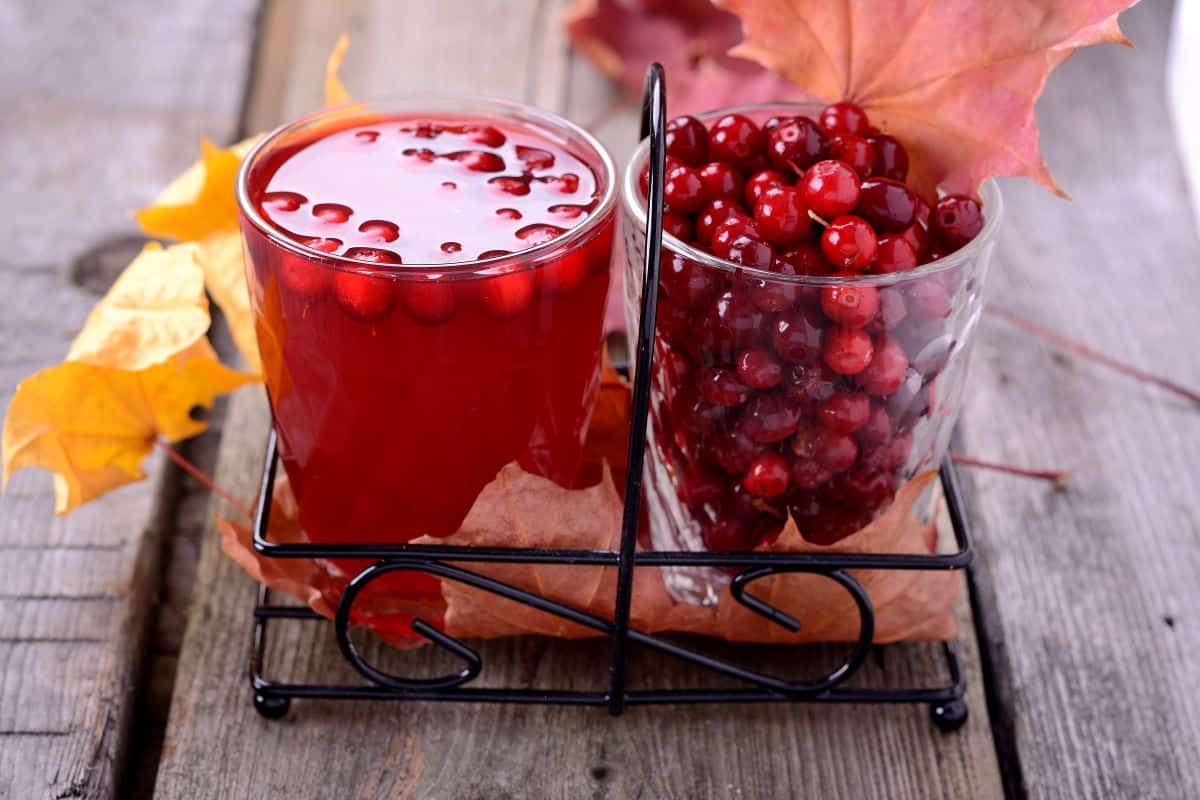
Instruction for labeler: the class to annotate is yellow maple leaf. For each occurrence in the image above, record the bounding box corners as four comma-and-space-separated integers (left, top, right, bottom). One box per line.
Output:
135, 139, 246, 242
1, 242, 253, 513
325, 33, 352, 106
195, 230, 261, 374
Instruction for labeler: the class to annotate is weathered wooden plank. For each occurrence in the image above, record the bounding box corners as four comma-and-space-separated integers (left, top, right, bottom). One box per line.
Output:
0, 1, 257, 797
154, 2, 1002, 798
960, 2, 1200, 798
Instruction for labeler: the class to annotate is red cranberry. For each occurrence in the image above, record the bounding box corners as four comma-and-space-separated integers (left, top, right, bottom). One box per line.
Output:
699, 366, 751, 407
694, 199, 749, 245
765, 116, 827, 173
708, 427, 768, 475
489, 176, 532, 196
789, 458, 833, 491
709, 289, 767, 355
736, 348, 783, 389
818, 391, 870, 433
515, 145, 555, 170
905, 277, 952, 320
334, 270, 396, 321
677, 464, 725, 511
448, 150, 506, 172
746, 255, 802, 312
662, 211, 693, 241
818, 102, 870, 136
739, 393, 802, 443
664, 163, 706, 213
655, 295, 694, 347
872, 286, 908, 332
828, 135, 876, 178
931, 194, 984, 249
770, 306, 825, 363
887, 430, 913, 470
515, 223, 567, 246
401, 281, 456, 325
659, 252, 718, 309
823, 326, 875, 375
784, 361, 838, 406
673, 385, 727, 436
872, 235, 918, 274
479, 270, 535, 318
753, 186, 810, 246
856, 403, 893, 448
834, 465, 896, 508
813, 427, 859, 472
313, 202, 353, 224
708, 113, 764, 161
357, 219, 400, 243
703, 514, 758, 551
799, 506, 871, 546
856, 337, 909, 396
710, 216, 760, 260
462, 124, 506, 147
263, 191, 306, 212
743, 169, 788, 208
820, 280, 880, 328
821, 215, 878, 272
871, 135, 909, 181
281, 253, 334, 296
856, 178, 916, 233
726, 235, 775, 270
801, 160, 861, 218
697, 162, 744, 202
742, 453, 791, 498
665, 115, 709, 165
762, 115, 793, 133
547, 172, 581, 194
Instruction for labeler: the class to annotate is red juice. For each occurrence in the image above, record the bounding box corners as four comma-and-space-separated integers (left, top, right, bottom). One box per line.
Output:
237, 101, 615, 552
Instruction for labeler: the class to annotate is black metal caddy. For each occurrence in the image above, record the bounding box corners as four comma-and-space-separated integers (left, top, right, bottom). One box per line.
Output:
248, 64, 973, 731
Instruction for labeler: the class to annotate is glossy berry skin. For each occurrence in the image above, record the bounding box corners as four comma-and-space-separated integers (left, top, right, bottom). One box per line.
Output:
856, 178, 917, 233
801, 160, 861, 218
905, 277, 952, 320
725, 234, 775, 270
820, 280, 880, 328
334, 270, 396, 322
401, 282, 456, 325
697, 161, 743, 202
856, 403, 893, 448
821, 215, 878, 272
818, 102, 870, 136
703, 513, 758, 551
663, 164, 706, 213
736, 348, 784, 389
662, 211, 693, 241
814, 427, 859, 471
739, 393, 802, 443
709, 289, 766, 355
742, 452, 791, 498
660, 252, 718, 308
823, 325, 875, 375
871, 134, 909, 181
708, 427, 769, 475
765, 117, 827, 173
708, 113, 764, 161
745, 255, 803, 312
753, 186, 810, 246
856, 336, 909, 396
694, 198, 748, 245
699, 367, 751, 407
931, 194, 984, 249
789, 458, 833, 491
770, 307, 825, 364
665, 115, 709, 165
828, 135, 876, 178
817, 391, 871, 434
710, 216, 760, 260
743, 169, 788, 208
872, 234, 918, 274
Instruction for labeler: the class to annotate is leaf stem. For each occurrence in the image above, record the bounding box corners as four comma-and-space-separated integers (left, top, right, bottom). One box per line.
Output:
155, 440, 254, 519
950, 453, 1068, 490
987, 304, 1200, 406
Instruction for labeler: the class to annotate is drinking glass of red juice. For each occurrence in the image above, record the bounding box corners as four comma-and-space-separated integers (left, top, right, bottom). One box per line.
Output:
236, 98, 616, 550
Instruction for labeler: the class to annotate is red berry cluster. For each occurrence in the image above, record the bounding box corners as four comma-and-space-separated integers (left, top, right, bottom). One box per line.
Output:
643, 102, 984, 548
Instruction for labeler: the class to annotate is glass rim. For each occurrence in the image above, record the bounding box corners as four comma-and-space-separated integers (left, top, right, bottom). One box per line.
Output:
235, 94, 618, 277
620, 101, 1004, 287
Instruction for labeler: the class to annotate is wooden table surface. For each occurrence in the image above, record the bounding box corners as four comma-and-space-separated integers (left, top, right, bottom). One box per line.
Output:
1, 1, 1197, 798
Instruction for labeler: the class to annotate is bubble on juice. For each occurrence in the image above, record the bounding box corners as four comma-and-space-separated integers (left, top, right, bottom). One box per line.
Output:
301, 236, 342, 253
263, 191, 307, 212
515, 223, 567, 246
344, 246, 402, 264
446, 150, 505, 172
313, 203, 353, 224
461, 124, 506, 148
354, 130, 380, 143
515, 145, 555, 171
548, 204, 588, 220
496, 208, 523, 220
479, 249, 513, 259
441, 241, 463, 255
358, 219, 400, 243
488, 176, 531, 196
441, 181, 457, 190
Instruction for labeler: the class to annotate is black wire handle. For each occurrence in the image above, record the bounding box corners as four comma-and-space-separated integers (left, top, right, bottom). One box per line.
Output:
606, 62, 666, 715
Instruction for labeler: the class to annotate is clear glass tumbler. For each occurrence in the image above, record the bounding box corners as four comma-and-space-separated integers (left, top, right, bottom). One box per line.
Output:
619, 103, 1001, 605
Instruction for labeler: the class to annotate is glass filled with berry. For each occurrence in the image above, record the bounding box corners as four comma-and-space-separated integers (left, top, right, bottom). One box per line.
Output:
620, 102, 1001, 604
237, 96, 616, 558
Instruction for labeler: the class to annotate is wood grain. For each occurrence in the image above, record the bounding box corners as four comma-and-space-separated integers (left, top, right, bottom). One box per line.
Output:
0, 2, 257, 797
153, 2, 1002, 798
959, 2, 1200, 798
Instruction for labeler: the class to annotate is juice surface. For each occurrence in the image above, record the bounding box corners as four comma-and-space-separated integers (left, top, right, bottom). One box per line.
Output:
241, 112, 613, 551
